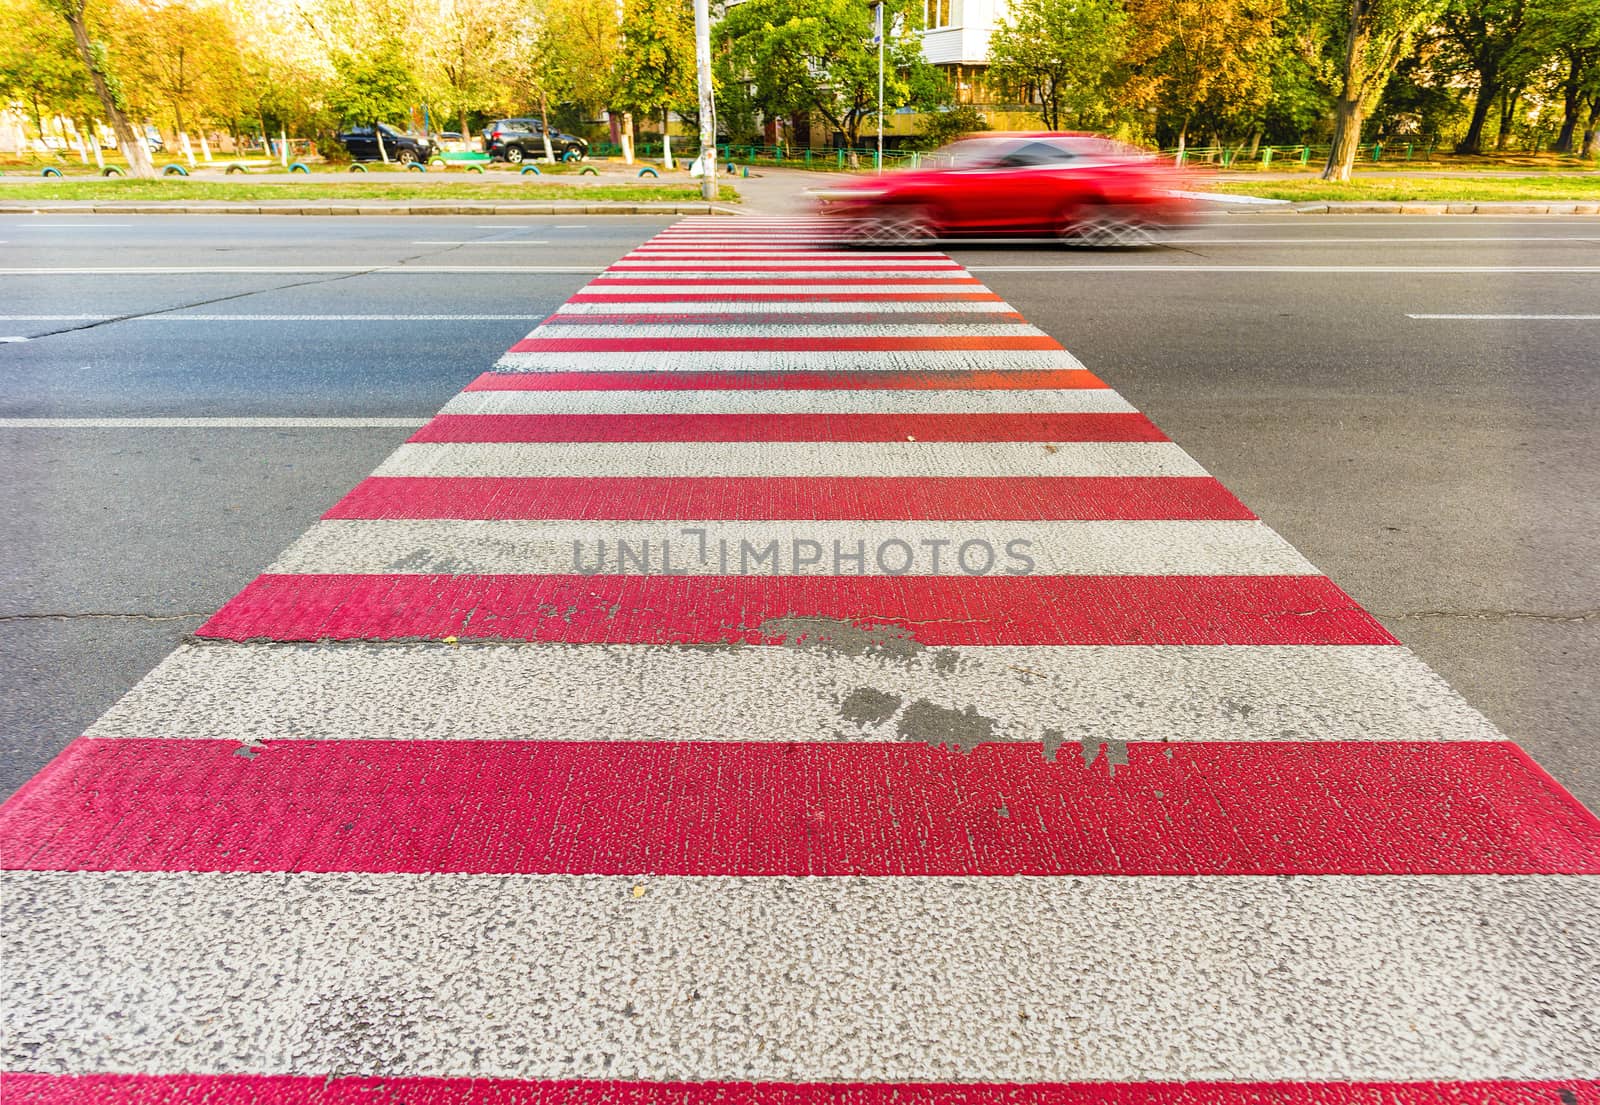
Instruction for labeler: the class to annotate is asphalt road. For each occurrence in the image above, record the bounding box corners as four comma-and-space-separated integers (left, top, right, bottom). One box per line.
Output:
2, 212, 1596, 809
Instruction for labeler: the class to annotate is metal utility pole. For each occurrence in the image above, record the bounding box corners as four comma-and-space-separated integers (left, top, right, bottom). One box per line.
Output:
693, 0, 717, 201
875, 2, 885, 174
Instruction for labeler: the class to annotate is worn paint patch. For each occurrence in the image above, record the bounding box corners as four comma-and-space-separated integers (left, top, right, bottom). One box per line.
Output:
898, 698, 998, 754
1082, 736, 1131, 775
838, 687, 903, 729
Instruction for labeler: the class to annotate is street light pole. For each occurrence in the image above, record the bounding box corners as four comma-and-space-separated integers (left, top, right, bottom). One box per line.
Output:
693, 0, 717, 201
875, 2, 884, 174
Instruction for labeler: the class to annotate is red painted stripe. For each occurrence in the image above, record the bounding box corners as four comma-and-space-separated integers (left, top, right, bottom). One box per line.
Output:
567, 292, 1002, 302
6, 1077, 1593, 1105
324, 476, 1255, 522
591, 276, 983, 285
409, 412, 1165, 444
506, 336, 1062, 353
5, 740, 1597, 877
464, 369, 1106, 391
196, 574, 1395, 645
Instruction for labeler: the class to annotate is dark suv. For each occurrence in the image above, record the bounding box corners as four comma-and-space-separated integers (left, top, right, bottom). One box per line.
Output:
483, 118, 589, 163
336, 124, 436, 165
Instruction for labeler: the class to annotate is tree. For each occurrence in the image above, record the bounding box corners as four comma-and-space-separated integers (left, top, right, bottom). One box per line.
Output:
420, 0, 506, 143
1441, 0, 1535, 154
912, 102, 990, 148
617, 0, 697, 147
1541, 0, 1600, 153
1124, 0, 1286, 152
1320, 0, 1449, 181
987, 0, 1130, 131
39, 0, 156, 176
718, 0, 934, 160
0, 0, 97, 137
118, 0, 248, 140
326, 40, 416, 127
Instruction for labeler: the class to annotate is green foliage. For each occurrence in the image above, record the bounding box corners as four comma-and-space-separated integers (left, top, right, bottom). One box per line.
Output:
987, 0, 1131, 130
327, 41, 417, 126
716, 0, 936, 147
911, 102, 991, 149
617, 0, 696, 122
0, 0, 97, 129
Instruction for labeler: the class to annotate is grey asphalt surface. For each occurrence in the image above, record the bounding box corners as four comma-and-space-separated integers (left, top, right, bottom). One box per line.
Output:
1, 213, 1596, 810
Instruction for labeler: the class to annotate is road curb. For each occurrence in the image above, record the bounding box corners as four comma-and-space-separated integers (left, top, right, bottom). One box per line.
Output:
0, 201, 742, 216
1255, 200, 1600, 215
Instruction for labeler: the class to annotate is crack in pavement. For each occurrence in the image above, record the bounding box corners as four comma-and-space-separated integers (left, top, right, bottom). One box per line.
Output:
10, 236, 512, 341
1381, 608, 1599, 623
0, 612, 209, 623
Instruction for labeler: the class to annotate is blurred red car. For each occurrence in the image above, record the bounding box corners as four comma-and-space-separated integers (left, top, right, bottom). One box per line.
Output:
810, 132, 1196, 246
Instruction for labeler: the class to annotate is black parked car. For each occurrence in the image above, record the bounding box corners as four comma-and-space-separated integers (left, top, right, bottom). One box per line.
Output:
483, 118, 588, 163
336, 124, 436, 165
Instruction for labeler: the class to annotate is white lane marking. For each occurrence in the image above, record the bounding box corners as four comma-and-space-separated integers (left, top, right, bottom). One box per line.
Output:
515, 323, 1049, 339
1407, 313, 1600, 320
16, 263, 1592, 275
0, 315, 546, 322
91, 641, 1503, 744
966, 265, 1600, 273
493, 349, 1085, 372
0, 266, 606, 274
555, 224, 586, 229
0, 336, 29, 343
17, 222, 134, 228
412, 240, 550, 245
269, 518, 1315, 576
441, 388, 1132, 415
1179, 236, 1600, 244
551, 300, 1019, 314
10, 873, 1595, 1081
376, 440, 1205, 478
567, 283, 992, 295
0, 417, 426, 428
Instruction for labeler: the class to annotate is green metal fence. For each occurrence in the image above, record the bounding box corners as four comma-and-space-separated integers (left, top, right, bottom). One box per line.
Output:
1163, 141, 1439, 168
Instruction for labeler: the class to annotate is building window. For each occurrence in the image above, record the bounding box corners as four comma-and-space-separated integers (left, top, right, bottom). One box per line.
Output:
924, 0, 952, 28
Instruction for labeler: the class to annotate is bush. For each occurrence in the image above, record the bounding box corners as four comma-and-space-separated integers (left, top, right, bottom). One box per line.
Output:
912, 104, 991, 150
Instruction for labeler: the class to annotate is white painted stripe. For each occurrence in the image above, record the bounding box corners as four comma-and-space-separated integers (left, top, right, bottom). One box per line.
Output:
412, 240, 549, 245
1182, 236, 1600, 244
88, 641, 1503, 745
0, 315, 548, 323
1407, 313, 1600, 320
628, 250, 937, 258
0, 336, 28, 344
7, 872, 1593, 1080
374, 441, 1204, 478
267, 519, 1312, 577
964, 265, 1600, 274
515, 323, 1050, 340
568, 283, 991, 295
493, 350, 1085, 372
552, 300, 1020, 314
0, 266, 609, 275
439, 388, 1133, 415
15, 222, 134, 228
604, 267, 965, 278
0, 417, 427, 429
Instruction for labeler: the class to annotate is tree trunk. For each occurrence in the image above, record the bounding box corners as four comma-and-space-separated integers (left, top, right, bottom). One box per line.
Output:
1495, 86, 1522, 151
1553, 54, 1583, 153
1581, 96, 1600, 159
1323, 96, 1363, 181
1247, 129, 1262, 158
1456, 72, 1499, 155
539, 92, 554, 162
63, 3, 155, 177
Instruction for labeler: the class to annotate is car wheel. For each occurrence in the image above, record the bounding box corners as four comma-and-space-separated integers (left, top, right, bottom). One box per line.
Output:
857, 206, 934, 247
1062, 204, 1155, 248
505, 145, 525, 164
396, 148, 417, 166
563, 145, 584, 162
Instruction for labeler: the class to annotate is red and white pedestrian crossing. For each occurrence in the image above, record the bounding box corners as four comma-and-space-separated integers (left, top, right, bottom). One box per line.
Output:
3, 216, 1597, 1104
